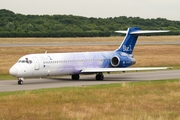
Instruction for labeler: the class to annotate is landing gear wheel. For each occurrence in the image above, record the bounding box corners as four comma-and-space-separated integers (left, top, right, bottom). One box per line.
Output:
18, 80, 23, 85
96, 73, 104, 80
72, 74, 80, 80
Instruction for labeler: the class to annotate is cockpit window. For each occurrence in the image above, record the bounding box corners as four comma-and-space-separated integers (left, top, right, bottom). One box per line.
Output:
26, 58, 29, 63
18, 59, 32, 64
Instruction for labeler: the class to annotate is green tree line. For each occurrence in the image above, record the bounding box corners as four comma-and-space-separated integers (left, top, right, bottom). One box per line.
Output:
0, 9, 180, 37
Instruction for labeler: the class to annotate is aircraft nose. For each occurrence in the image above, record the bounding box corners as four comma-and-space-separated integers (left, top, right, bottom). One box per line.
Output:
9, 66, 18, 77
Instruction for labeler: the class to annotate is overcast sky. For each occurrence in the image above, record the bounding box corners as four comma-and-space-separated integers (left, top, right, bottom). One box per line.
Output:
1, 0, 180, 21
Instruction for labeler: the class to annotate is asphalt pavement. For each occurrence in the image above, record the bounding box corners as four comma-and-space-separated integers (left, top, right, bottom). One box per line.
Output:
0, 70, 179, 92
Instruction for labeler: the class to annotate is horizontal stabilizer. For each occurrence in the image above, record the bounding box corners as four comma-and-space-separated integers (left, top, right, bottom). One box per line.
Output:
115, 30, 169, 34
115, 31, 127, 34
130, 30, 170, 34
81, 67, 170, 73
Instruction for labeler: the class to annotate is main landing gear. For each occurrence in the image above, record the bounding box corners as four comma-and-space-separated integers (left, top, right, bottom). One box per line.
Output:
95, 73, 104, 80
71, 73, 104, 81
18, 78, 24, 85
72, 74, 80, 80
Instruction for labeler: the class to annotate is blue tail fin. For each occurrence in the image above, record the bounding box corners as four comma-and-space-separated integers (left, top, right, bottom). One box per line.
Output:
116, 27, 140, 54
115, 27, 169, 54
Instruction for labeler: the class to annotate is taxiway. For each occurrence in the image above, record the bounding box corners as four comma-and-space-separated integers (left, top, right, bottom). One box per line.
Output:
0, 41, 180, 47
0, 70, 179, 92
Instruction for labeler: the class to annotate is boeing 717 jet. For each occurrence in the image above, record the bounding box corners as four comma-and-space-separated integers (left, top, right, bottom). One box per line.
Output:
9, 27, 169, 85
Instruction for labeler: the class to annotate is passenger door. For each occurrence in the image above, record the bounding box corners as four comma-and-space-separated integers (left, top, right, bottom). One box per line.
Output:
33, 57, 40, 70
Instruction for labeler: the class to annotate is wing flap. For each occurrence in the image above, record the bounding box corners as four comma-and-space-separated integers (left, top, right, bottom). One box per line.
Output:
81, 67, 170, 73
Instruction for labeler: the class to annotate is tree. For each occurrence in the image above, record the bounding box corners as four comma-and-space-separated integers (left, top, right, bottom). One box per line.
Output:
0, 9, 180, 37
6, 22, 15, 31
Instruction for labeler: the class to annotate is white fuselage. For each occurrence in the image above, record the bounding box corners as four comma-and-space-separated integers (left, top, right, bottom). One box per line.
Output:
10, 51, 134, 78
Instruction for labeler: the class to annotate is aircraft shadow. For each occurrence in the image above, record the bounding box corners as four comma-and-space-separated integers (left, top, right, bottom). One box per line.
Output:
49, 76, 141, 82
19, 75, 145, 85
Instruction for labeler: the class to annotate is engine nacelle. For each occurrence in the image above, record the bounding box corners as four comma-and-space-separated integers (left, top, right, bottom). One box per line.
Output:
110, 55, 136, 67
111, 56, 120, 67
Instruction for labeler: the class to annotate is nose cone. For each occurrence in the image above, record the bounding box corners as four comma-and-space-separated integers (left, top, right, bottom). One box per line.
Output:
9, 66, 18, 77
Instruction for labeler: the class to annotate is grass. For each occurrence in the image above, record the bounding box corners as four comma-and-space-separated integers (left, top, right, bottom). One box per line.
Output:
0, 74, 14, 80
134, 44, 180, 67
0, 79, 180, 120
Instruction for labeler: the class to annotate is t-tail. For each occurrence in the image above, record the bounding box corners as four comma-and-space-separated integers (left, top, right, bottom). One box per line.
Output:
115, 27, 169, 54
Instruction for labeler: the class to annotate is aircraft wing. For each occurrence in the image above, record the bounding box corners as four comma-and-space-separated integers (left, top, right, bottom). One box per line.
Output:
81, 67, 170, 73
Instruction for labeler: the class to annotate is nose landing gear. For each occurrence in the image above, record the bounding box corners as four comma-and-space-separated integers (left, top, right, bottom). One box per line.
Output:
18, 78, 24, 85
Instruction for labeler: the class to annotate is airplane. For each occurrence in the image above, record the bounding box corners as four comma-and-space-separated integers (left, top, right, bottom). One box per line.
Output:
9, 27, 169, 85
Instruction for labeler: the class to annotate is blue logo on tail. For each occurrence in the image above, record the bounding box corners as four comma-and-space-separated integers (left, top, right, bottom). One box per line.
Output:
116, 27, 140, 54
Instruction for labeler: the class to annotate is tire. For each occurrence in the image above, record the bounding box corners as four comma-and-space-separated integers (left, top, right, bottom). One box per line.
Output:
72, 74, 80, 80
96, 73, 104, 80
18, 80, 23, 85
